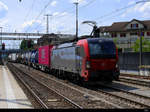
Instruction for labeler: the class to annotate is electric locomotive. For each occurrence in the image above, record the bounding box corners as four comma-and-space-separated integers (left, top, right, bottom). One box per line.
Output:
51, 38, 119, 82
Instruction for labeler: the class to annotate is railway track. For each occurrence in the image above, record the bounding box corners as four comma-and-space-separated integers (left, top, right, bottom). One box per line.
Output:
94, 82, 150, 109
13, 63, 126, 109
119, 76, 150, 87
9, 63, 150, 109
7, 63, 83, 109
121, 74, 150, 80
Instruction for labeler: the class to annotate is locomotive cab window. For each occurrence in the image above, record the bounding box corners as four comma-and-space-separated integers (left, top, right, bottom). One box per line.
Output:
88, 40, 116, 59
76, 46, 85, 57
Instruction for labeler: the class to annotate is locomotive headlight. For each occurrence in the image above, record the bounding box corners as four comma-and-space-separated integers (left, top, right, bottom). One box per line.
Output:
116, 62, 119, 68
86, 61, 90, 69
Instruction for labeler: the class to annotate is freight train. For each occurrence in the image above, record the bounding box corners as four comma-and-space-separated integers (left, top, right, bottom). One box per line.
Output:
8, 38, 120, 82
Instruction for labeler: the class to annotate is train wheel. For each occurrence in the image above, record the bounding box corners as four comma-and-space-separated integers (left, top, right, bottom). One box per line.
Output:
107, 78, 113, 83
55, 70, 59, 78
61, 71, 66, 80
75, 75, 82, 84
58, 70, 63, 79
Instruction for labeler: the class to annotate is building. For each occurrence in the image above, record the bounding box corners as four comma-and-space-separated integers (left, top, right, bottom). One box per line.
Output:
37, 33, 75, 46
99, 19, 150, 38
99, 19, 150, 51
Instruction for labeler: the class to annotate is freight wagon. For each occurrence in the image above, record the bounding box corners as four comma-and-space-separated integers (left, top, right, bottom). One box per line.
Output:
38, 45, 53, 72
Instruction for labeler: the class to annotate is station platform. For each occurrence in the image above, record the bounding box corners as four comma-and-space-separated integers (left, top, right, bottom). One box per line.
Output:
120, 70, 139, 75
0, 65, 33, 108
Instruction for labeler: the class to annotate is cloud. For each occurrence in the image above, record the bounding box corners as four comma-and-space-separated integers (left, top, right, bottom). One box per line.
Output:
0, 1, 8, 10
50, 1, 57, 7
53, 12, 59, 16
116, 0, 121, 2
138, 2, 150, 13
45, 11, 91, 36
0, 19, 8, 26
121, 1, 150, 18
21, 20, 45, 33
0, 1, 8, 18
21, 10, 91, 35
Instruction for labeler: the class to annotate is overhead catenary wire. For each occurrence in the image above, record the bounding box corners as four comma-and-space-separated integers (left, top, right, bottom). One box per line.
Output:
97, 10, 127, 25
53, 0, 97, 19
25, 0, 53, 33
34, 0, 149, 34
23, 0, 36, 23
59, 0, 149, 35
34, 0, 98, 33
94, 0, 150, 23
79, 0, 97, 9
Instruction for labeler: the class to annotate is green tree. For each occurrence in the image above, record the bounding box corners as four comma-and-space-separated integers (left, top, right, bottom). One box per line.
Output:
20, 39, 34, 50
113, 38, 120, 49
132, 37, 150, 52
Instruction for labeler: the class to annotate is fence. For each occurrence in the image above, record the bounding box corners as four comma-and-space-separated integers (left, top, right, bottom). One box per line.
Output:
118, 52, 150, 71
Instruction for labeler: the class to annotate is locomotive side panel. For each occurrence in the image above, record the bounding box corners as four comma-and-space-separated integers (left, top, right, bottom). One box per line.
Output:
51, 46, 78, 73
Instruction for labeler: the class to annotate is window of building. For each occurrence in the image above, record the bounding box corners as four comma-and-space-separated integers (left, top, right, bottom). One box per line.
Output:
137, 32, 145, 36
141, 32, 145, 36
130, 32, 138, 36
147, 32, 150, 36
111, 33, 117, 38
120, 33, 126, 37
131, 24, 138, 29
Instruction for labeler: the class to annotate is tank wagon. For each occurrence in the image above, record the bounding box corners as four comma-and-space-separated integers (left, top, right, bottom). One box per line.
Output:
30, 50, 38, 68
8, 53, 17, 62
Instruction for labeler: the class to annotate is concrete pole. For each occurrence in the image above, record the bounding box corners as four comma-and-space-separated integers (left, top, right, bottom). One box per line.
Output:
44, 14, 52, 34
139, 31, 142, 67
74, 2, 79, 41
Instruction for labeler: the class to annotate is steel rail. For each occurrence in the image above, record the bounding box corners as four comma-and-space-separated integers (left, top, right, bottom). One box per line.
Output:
97, 83, 150, 108
7, 63, 48, 109
9, 63, 83, 109
119, 76, 150, 87
19, 64, 123, 109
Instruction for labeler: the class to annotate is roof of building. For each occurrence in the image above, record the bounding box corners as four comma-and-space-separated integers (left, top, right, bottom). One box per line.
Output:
99, 19, 150, 32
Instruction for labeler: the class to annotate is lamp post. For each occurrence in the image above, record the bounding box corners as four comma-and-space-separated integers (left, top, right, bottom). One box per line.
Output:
74, 1, 79, 41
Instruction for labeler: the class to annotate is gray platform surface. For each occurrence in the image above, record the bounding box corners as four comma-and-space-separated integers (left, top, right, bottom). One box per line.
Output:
0, 65, 33, 108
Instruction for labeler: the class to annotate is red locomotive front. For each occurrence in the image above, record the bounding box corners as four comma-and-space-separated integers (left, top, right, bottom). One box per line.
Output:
76, 38, 119, 82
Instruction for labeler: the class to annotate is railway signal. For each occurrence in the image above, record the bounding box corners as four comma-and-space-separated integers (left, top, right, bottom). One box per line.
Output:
2, 43, 5, 50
